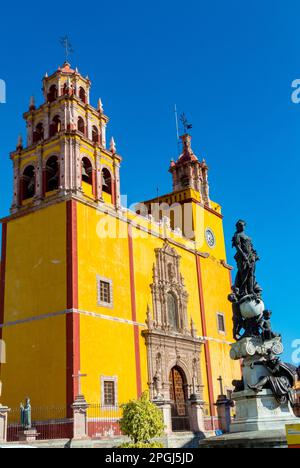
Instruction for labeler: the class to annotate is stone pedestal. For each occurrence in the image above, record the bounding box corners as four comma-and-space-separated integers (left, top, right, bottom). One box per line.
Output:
231, 389, 298, 433
215, 396, 233, 433
230, 336, 299, 434
0, 405, 10, 443
188, 397, 205, 433
199, 429, 288, 449
18, 428, 39, 442
154, 399, 172, 434
71, 395, 90, 440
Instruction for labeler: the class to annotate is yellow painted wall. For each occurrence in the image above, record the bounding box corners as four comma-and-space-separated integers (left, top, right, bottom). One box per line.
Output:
1, 202, 67, 409
1, 316, 66, 410
77, 204, 137, 405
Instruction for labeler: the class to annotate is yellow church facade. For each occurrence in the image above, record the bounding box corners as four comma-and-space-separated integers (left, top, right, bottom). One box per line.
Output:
0, 62, 240, 434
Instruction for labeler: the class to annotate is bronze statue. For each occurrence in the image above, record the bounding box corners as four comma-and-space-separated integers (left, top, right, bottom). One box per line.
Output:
232, 220, 261, 300
260, 310, 280, 341
20, 398, 32, 429
229, 220, 277, 341
248, 357, 299, 406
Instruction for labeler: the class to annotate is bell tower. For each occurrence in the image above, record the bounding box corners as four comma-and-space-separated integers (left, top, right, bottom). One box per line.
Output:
169, 134, 210, 206
10, 62, 121, 214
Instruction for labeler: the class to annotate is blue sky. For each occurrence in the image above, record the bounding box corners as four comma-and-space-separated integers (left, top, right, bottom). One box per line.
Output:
0, 0, 299, 361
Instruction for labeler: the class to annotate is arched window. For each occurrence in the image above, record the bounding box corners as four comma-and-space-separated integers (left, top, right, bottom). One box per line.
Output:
79, 87, 86, 104
50, 115, 61, 137
33, 123, 44, 144
82, 157, 93, 185
77, 117, 85, 134
92, 125, 99, 144
45, 156, 59, 192
21, 165, 35, 201
102, 168, 112, 195
47, 85, 58, 103
167, 293, 179, 329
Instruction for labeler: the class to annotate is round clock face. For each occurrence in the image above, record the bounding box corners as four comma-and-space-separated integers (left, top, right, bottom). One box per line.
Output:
205, 228, 216, 248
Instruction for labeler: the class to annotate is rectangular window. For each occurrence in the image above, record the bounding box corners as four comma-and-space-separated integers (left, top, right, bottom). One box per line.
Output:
217, 313, 226, 334
104, 381, 115, 406
97, 276, 113, 307
100, 281, 111, 304
101, 376, 118, 407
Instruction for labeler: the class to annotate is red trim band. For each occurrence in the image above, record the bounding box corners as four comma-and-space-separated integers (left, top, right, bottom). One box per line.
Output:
66, 200, 80, 411
196, 254, 216, 417
128, 224, 142, 397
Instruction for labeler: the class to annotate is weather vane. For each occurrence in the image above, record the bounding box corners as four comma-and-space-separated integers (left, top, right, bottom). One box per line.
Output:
59, 36, 74, 63
180, 113, 193, 134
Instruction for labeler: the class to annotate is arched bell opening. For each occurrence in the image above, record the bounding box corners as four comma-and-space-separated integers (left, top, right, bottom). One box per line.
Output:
47, 84, 58, 103
81, 157, 95, 198
101, 168, 113, 204
92, 125, 99, 144
45, 156, 59, 193
79, 87, 87, 104
33, 122, 44, 144
21, 165, 35, 202
77, 116, 85, 135
49, 115, 61, 138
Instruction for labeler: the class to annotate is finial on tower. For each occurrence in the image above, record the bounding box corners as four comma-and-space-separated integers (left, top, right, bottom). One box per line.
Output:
110, 137, 117, 154
17, 134, 23, 151
29, 96, 36, 111
98, 98, 104, 113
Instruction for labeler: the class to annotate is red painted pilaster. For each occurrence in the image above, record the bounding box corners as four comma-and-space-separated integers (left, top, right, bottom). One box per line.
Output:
66, 200, 80, 413
0, 223, 7, 373
92, 169, 96, 199
128, 224, 142, 397
19, 179, 23, 206
111, 178, 116, 207
42, 169, 47, 197
196, 254, 216, 418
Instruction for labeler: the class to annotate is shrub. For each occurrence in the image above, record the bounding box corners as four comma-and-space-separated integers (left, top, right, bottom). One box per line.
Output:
120, 442, 164, 449
119, 392, 165, 448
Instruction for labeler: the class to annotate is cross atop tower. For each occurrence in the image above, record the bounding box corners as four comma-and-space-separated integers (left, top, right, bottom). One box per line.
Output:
59, 36, 74, 63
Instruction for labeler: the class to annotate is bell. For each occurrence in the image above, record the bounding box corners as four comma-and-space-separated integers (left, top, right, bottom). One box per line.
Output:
102, 174, 108, 188
82, 166, 89, 179
48, 173, 58, 185
28, 177, 35, 194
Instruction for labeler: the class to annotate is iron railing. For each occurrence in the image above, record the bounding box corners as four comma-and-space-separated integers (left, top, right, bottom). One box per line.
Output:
7, 406, 72, 442
7, 404, 123, 441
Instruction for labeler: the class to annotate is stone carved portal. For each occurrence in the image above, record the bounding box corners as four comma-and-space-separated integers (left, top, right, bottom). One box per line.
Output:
142, 242, 205, 432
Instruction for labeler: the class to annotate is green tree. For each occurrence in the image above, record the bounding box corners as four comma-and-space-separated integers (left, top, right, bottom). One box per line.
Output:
119, 392, 165, 448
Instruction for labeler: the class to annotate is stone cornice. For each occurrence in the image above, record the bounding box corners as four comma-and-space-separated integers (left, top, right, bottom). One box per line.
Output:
23, 95, 109, 124
142, 329, 205, 348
